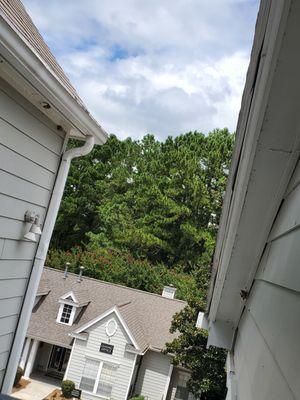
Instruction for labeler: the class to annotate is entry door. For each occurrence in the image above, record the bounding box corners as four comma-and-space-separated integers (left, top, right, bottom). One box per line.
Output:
47, 346, 70, 378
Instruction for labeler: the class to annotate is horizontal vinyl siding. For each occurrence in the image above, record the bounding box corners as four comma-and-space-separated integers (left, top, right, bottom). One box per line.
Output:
0, 298, 23, 319
234, 158, 300, 400
0, 144, 56, 189
66, 313, 136, 400
135, 351, 171, 400
0, 77, 64, 387
0, 171, 51, 208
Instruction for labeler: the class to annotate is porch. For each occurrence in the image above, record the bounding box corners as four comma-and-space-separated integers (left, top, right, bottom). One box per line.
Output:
11, 374, 60, 400
19, 338, 71, 382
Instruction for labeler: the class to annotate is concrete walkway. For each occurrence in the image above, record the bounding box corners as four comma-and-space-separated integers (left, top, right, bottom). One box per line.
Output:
11, 374, 60, 400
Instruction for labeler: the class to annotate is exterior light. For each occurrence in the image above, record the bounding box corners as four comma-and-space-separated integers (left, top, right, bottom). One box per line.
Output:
24, 229, 37, 242
24, 211, 42, 242
31, 215, 42, 235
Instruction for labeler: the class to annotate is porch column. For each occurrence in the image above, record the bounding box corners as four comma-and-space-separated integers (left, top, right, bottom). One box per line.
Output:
24, 339, 39, 379
163, 363, 174, 400
19, 337, 31, 370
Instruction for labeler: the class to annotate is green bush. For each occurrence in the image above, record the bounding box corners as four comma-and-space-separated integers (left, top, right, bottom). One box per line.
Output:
14, 366, 23, 387
61, 380, 75, 398
130, 396, 145, 400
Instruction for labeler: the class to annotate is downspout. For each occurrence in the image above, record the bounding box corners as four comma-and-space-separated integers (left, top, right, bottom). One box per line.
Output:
2, 135, 95, 394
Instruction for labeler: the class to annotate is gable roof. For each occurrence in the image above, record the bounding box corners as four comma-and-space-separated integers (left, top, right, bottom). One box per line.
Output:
73, 305, 141, 350
28, 268, 186, 352
0, 0, 107, 143
0, 0, 84, 108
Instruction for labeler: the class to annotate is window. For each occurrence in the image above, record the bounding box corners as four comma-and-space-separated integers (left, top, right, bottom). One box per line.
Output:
80, 359, 99, 392
60, 304, 73, 324
97, 363, 116, 397
175, 372, 190, 400
80, 359, 117, 397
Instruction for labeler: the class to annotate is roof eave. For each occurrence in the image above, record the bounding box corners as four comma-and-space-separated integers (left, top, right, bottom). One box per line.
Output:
206, 0, 300, 349
0, 15, 108, 145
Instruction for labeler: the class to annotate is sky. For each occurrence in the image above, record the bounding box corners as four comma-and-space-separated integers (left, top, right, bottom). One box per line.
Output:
23, 0, 259, 141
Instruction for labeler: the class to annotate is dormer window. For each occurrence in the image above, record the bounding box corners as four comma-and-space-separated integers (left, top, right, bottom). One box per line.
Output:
56, 291, 80, 326
57, 301, 76, 326
60, 304, 73, 324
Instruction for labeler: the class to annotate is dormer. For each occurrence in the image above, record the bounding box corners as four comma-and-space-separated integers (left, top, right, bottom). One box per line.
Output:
56, 291, 88, 326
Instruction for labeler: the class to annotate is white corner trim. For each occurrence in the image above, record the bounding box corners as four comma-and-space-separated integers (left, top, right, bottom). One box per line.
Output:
63, 338, 76, 380
163, 363, 174, 400
73, 306, 140, 350
125, 354, 137, 399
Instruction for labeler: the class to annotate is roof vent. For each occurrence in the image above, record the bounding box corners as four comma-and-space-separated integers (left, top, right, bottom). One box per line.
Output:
162, 285, 176, 299
77, 266, 84, 283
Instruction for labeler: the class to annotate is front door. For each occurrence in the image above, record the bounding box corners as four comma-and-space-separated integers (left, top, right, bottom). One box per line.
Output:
47, 345, 70, 379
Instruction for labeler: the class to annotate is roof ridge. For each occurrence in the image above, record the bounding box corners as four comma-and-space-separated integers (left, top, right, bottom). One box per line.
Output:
118, 301, 132, 308
43, 266, 186, 304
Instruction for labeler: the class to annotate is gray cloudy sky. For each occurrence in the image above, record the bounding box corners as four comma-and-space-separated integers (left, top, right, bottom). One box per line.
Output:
23, 0, 259, 140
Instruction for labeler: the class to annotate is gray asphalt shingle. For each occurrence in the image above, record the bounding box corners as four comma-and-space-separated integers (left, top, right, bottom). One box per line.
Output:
28, 268, 186, 352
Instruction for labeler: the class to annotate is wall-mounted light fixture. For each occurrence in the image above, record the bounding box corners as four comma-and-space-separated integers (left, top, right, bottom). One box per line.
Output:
24, 211, 42, 242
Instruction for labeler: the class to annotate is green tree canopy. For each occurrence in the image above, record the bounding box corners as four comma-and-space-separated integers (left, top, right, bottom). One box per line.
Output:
52, 129, 233, 270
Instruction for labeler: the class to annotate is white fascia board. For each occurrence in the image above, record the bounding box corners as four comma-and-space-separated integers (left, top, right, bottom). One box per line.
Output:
207, 0, 300, 341
0, 16, 107, 144
72, 306, 140, 350
60, 291, 78, 303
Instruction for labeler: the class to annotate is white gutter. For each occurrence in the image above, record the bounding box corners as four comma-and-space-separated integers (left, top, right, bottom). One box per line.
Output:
2, 135, 95, 394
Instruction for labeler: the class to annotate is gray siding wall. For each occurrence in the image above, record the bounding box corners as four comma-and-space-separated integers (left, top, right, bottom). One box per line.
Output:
135, 351, 171, 400
0, 77, 65, 387
65, 313, 136, 400
233, 159, 300, 400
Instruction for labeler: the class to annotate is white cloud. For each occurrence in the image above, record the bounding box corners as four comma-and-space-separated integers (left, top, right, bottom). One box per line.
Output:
23, 0, 259, 140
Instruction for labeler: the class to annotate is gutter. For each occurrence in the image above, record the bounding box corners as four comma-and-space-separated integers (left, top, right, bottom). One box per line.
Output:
2, 135, 95, 394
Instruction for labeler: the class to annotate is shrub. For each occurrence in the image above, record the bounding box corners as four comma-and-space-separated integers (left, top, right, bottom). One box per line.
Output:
130, 396, 145, 400
61, 380, 75, 398
14, 366, 24, 387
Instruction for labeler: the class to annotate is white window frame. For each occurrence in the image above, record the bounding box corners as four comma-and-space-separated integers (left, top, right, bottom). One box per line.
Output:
56, 302, 76, 326
80, 357, 117, 398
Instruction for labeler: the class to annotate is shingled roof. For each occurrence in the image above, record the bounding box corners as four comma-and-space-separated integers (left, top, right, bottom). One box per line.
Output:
0, 0, 86, 108
28, 268, 186, 352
